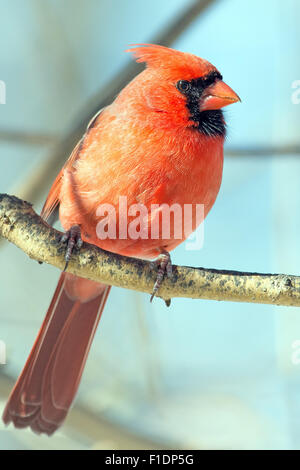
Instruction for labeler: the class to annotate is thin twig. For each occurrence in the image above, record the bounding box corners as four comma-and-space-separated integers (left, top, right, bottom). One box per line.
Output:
0, 130, 57, 146
0, 194, 300, 307
225, 144, 300, 157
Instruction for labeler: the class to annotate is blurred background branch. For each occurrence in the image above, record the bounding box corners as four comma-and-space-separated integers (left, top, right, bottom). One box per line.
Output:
0, 372, 169, 450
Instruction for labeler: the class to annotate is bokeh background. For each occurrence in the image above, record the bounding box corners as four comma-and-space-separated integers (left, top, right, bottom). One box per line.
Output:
0, 0, 300, 450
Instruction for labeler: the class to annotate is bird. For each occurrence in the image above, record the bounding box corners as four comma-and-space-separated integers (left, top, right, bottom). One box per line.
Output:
2, 44, 240, 435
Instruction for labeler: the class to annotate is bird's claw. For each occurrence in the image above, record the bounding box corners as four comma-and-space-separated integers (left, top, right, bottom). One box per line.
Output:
150, 251, 172, 303
61, 225, 83, 271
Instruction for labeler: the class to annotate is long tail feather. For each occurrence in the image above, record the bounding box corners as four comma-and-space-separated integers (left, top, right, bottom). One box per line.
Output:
3, 272, 110, 435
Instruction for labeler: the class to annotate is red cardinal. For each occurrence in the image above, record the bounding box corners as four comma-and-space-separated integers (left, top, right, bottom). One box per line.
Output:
3, 44, 240, 435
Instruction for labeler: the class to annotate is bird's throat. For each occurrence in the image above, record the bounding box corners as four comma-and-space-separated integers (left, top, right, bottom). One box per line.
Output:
188, 107, 226, 138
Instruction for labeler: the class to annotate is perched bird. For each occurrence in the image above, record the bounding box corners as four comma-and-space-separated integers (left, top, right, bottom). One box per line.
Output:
3, 44, 240, 435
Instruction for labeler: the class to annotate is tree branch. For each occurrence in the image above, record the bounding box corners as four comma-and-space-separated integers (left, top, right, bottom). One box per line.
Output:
0, 193, 300, 307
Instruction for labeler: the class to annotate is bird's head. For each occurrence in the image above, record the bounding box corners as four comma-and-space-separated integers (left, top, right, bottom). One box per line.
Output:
124, 44, 240, 137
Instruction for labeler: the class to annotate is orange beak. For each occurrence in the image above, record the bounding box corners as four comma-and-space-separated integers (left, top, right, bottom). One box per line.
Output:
200, 80, 241, 111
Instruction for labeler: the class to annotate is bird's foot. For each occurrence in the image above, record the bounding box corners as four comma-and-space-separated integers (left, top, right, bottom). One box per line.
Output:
61, 225, 83, 271
150, 250, 172, 305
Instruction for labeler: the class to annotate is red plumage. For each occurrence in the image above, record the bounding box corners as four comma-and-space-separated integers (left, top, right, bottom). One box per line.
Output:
3, 44, 240, 435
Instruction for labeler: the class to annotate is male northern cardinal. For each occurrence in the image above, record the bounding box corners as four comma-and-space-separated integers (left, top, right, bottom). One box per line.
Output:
3, 44, 240, 435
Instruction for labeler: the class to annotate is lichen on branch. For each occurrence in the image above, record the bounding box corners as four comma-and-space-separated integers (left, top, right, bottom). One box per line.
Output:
0, 193, 299, 307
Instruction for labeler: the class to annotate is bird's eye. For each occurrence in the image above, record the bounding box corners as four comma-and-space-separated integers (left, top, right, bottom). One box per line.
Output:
176, 80, 191, 93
